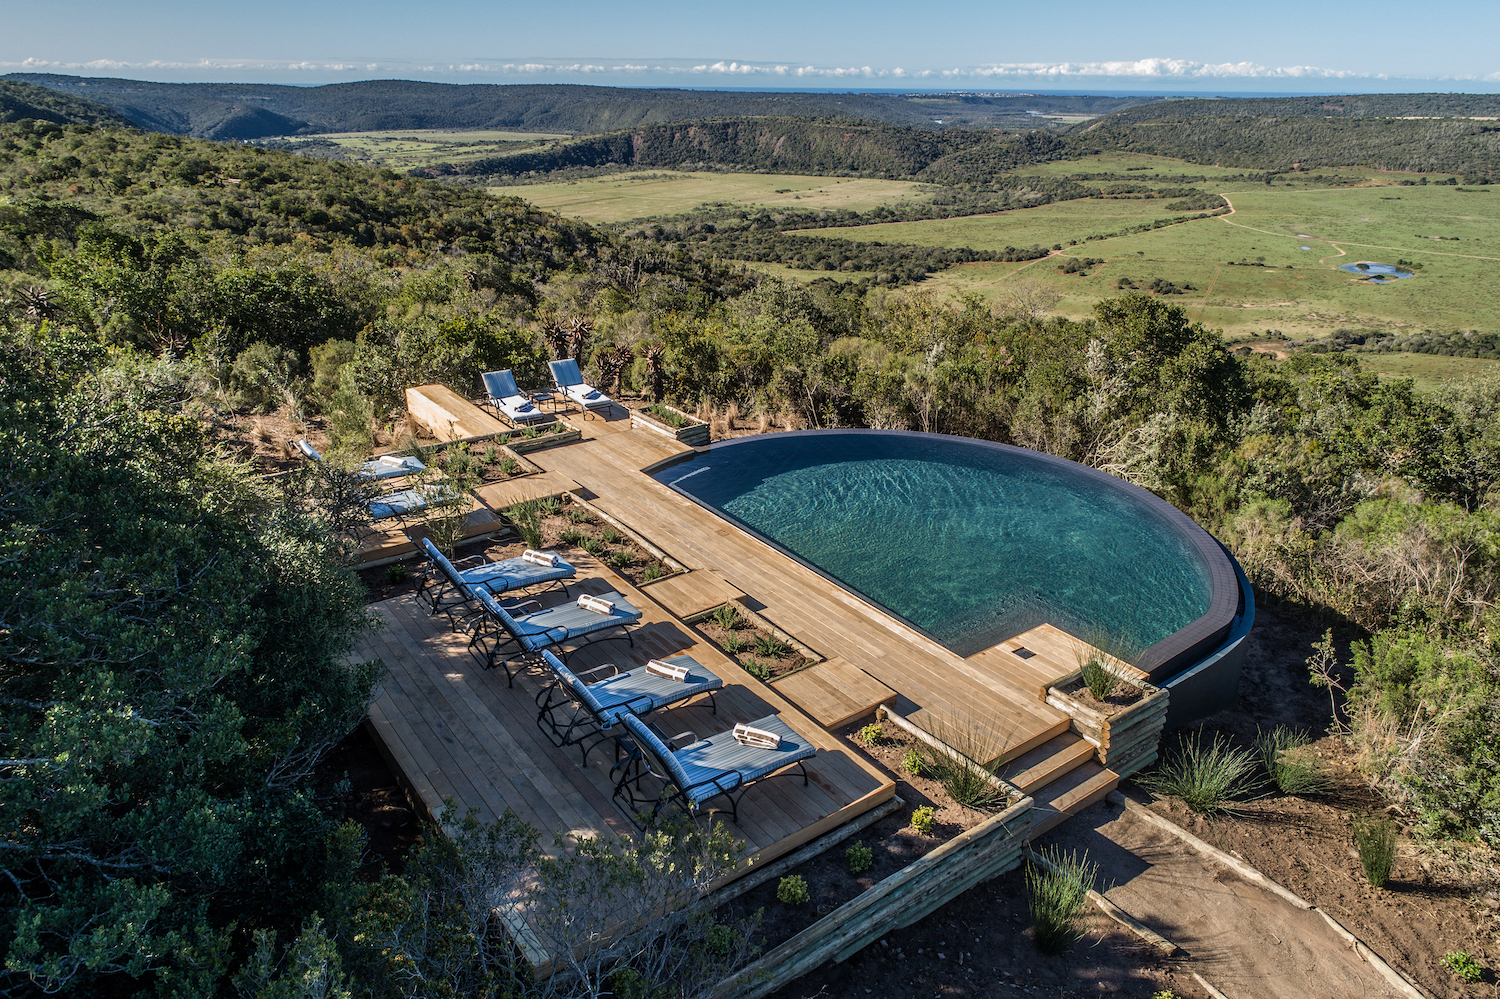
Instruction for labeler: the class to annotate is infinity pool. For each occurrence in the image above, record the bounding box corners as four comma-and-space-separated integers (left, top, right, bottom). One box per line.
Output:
655, 431, 1219, 662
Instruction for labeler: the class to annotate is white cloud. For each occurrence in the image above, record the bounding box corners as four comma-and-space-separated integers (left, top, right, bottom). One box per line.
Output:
1, 53, 1488, 84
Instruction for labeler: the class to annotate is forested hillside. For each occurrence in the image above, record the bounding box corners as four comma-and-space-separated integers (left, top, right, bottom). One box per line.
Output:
0, 79, 134, 128
4, 74, 1157, 138
1107, 92, 1500, 121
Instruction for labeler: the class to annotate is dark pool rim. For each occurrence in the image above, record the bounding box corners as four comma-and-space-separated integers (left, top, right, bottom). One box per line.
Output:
653, 429, 1243, 682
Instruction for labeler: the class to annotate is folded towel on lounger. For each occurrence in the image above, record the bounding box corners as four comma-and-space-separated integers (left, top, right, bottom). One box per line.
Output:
522, 549, 559, 567
733, 722, 781, 749
377, 454, 409, 467
577, 594, 615, 615
583, 389, 601, 400
646, 659, 690, 682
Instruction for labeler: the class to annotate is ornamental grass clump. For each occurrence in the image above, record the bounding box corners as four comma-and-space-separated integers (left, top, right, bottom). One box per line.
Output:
1026, 846, 1100, 955
1255, 725, 1330, 797
504, 500, 543, 550
1352, 814, 1398, 888
1140, 730, 1259, 814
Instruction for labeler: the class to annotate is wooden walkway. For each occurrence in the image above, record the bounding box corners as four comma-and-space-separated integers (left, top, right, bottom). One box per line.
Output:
359, 550, 894, 872
527, 419, 1072, 763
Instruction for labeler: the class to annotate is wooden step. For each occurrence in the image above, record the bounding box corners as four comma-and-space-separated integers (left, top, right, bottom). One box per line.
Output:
999, 732, 1096, 795
774, 659, 898, 729
1025, 761, 1119, 841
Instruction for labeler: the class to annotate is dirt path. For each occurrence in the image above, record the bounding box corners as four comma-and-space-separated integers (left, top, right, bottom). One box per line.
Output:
1041, 799, 1408, 999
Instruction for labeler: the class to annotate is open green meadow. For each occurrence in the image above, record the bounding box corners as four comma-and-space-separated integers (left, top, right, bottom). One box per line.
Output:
282, 129, 570, 169
1354, 351, 1500, 391
833, 185, 1500, 341
509, 171, 933, 224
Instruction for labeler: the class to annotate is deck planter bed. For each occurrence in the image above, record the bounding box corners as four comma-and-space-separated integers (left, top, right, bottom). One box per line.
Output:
1046, 674, 1168, 779
505, 423, 582, 454
632, 403, 710, 447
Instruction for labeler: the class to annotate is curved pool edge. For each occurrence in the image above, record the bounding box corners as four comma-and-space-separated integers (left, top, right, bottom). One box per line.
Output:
653, 429, 1244, 682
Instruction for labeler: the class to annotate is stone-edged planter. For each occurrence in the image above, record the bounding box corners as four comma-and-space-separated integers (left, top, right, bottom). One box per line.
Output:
506, 425, 582, 454
1046, 675, 1168, 779
631, 403, 710, 447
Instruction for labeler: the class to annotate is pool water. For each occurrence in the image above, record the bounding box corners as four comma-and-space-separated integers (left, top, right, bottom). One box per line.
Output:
656, 432, 1213, 658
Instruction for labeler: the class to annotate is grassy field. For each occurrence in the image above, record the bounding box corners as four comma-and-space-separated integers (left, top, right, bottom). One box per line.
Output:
816, 185, 1500, 340
508, 171, 933, 224
283, 129, 569, 169
1354, 351, 1500, 391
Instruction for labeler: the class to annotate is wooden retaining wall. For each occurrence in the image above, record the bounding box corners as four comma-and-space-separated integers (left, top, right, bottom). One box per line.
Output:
712, 795, 1034, 999
1045, 680, 1169, 780
631, 405, 711, 447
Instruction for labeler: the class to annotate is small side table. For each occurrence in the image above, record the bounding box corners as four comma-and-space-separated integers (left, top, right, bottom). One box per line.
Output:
530, 390, 561, 414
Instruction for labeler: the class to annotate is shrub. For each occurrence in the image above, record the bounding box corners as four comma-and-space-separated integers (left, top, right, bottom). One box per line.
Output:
741, 656, 770, 681
710, 604, 744, 632
607, 549, 634, 570
846, 841, 873, 875
600, 527, 623, 544
909, 805, 936, 834
776, 875, 810, 905
384, 563, 410, 583
567, 507, 594, 524
1255, 725, 1329, 796
537, 496, 561, 515
918, 712, 1009, 810
559, 527, 584, 547
858, 723, 884, 746
497, 457, 519, 475
1026, 846, 1099, 954
580, 538, 606, 557
504, 501, 543, 551
902, 748, 923, 776
482, 443, 500, 465
721, 632, 745, 654
754, 633, 791, 658
1140, 730, 1259, 813
641, 562, 665, 582
1352, 814, 1398, 887
1441, 951, 1484, 983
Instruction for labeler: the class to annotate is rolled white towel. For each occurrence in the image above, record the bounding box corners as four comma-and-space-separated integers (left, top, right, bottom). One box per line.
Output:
646, 659, 690, 682
577, 593, 615, 615
522, 549, 559, 567
733, 722, 781, 749
377, 454, 409, 468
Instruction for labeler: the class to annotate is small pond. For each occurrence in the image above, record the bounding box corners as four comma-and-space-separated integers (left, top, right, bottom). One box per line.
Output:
1338, 262, 1414, 281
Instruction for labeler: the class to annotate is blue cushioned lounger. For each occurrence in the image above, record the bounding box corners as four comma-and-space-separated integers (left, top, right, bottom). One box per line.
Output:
613, 712, 814, 826
468, 587, 642, 685
482, 369, 550, 426
368, 485, 458, 523
548, 358, 613, 419
535, 649, 721, 763
415, 537, 573, 623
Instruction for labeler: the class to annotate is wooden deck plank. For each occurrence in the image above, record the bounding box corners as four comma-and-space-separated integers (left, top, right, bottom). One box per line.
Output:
473, 472, 581, 512
638, 569, 743, 621
772, 658, 897, 729
406, 383, 509, 441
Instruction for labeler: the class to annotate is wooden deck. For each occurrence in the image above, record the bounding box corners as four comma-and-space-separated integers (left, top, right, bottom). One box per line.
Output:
405, 384, 511, 441
526, 419, 1072, 763
359, 551, 895, 873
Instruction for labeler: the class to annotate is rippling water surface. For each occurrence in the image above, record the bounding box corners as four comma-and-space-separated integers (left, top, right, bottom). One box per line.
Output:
656, 433, 1211, 657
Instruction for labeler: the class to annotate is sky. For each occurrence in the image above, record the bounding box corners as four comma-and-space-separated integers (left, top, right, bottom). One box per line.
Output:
4, 0, 1500, 93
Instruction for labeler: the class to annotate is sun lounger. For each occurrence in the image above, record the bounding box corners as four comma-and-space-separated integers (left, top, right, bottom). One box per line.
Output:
467, 587, 642, 686
368, 484, 460, 524
294, 439, 426, 480
481, 369, 550, 427
535, 649, 722, 764
548, 358, 613, 419
612, 712, 815, 826
413, 536, 574, 624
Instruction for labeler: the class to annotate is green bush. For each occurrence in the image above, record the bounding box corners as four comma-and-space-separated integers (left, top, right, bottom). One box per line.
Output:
710, 604, 744, 631
1352, 814, 1398, 887
1441, 951, 1484, 983
641, 562, 665, 582
902, 748, 923, 775
858, 722, 884, 746
776, 875, 810, 905
1141, 730, 1259, 814
308, 338, 355, 396
846, 840, 873, 875
567, 508, 594, 524
607, 549, 635, 570
754, 633, 791, 658
580, 537, 606, 556
740, 656, 770, 681
505, 500, 543, 551
909, 805, 936, 834
1026, 847, 1099, 955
